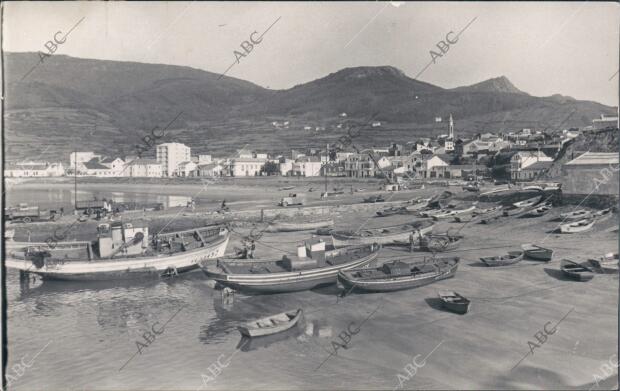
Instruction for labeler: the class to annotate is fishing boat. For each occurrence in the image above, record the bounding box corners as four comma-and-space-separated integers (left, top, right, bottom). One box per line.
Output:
431, 205, 476, 220
592, 208, 614, 222
405, 199, 430, 212
513, 196, 542, 208
589, 252, 619, 274
559, 209, 592, 221
238, 309, 303, 337
462, 183, 479, 192
376, 206, 408, 217
419, 234, 462, 252
521, 243, 554, 261
363, 195, 385, 203
438, 291, 470, 314
560, 260, 595, 281
559, 218, 595, 233
337, 257, 459, 292
279, 186, 296, 191
5, 223, 230, 281
480, 251, 524, 267
201, 240, 380, 293
331, 220, 434, 248
266, 219, 333, 232
522, 203, 552, 218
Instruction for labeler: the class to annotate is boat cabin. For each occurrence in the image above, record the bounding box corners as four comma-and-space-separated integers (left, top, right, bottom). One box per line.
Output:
382, 261, 411, 276
97, 222, 148, 258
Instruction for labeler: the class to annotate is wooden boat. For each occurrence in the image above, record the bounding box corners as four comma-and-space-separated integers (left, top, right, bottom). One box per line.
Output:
337, 257, 459, 292
315, 227, 334, 236
405, 198, 431, 212
559, 209, 592, 221
522, 203, 551, 218
560, 218, 595, 233
589, 252, 619, 274
364, 195, 385, 203
201, 240, 380, 293
376, 206, 407, 217
513, 196, 541, 208
438, 291, 470, 314
331, 220, 434, 248
480, 251, 524, 267
456, 206, 502, 222
279, 186, 295, 191
238, 309, 303, 337
431, 206, 476, 221
592, 208, 614, 222
462, 183, 479, 192
420, 234, 462, 252
521, 243, 553, 261
560, 260, 595, 281
5, 223, 230, 281
266, 219, 333, 232
453, 214, 474, 223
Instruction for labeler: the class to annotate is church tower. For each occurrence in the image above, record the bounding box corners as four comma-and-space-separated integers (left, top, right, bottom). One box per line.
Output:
445, 114, 455, 151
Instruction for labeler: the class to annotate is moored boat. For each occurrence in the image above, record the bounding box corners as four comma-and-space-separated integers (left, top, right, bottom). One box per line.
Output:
266, 219, 333, 232
438, 290, 470, 314
588, 252, 619, 274
331, 220, 434, 248
419, 234, 462, 252
201, 240, 380, 293
337, 257, 459, 292
480, 251, 524, 267
238, 309, 303, 337
5, 223, 230, 281
521, 243, 553, 261
560, 259, 595, 281
559, 218, 595, 233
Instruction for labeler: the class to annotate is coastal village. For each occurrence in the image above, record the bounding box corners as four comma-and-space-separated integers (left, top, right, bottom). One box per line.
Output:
5, 114, 619, 189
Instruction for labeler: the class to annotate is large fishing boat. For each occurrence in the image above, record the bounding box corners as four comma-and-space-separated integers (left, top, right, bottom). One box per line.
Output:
331, 220, 434, 248
5, 222, 230, 281
201, 239, 380, 293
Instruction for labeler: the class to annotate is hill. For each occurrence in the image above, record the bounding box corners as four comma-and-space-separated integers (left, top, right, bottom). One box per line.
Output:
3, 52, 617, 161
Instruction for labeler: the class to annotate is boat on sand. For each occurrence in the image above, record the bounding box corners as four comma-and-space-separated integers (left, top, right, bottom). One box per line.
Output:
201, 240, 380, 293
419, 234, 463, 252
560, 218, 595, 233
521, 243, 553, 261
238, 309, 303, 337
331, 220, 434, 248
559, 209, 592, 221
589, 252, 619, 274
337, 257, 459, 292
480, 251, 524, 267
266, 219, 333, 232
561, 260, 595, 281
438, 291, 470, 314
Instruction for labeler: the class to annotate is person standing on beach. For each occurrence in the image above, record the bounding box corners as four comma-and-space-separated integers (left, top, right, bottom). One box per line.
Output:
409, 232, 415, 253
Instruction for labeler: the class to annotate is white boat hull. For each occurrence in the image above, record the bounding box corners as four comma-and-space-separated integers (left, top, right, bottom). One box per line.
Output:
5, 235, 229, 281
331, 225, 433, 248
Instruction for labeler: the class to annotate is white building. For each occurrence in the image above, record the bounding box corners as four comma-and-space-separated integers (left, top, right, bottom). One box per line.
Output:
70, 152, 99, 167
198, 154, 212, 164
510, 151, 553, 180
232, 157, 267, 177
156, 143, 191, 177
176, 161, 197, 177
293, 157, 322, 177
5, 162, 65, 177
592, 115, 618, 130
127, 159, 163, 177
100, 157, 126, 176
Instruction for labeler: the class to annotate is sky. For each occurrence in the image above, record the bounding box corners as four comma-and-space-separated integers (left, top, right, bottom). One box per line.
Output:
3, 1, 619, 106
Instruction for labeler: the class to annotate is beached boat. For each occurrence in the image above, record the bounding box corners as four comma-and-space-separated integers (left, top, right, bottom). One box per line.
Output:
331, 220, 434, 248
201, 240, 380, 293
376, 206, 408, 217
521, 203, 552, 218
559, 209, 592, 221
279, 186, 295, 191
513, 196, 542, 208
462, 183, 479, 192
419, 234, 463, 252
560, 260, 595, 281
431, 205, 476, 220
266, 219, 333, 232
238, 309, 303, 337
405, 197, 431, 212
592, 208, 614, 222
363, 195, 385, 203
521, 243, 553, 261
589, 252, 619, 274
5, 223, 230, 281
438, 291, 470, 314
560, 218, 595, 233
337, 257, 459, 292
480, 251, 524, 267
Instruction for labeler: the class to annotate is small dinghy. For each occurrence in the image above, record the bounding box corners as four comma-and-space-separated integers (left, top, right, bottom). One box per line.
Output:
338, 257, 459, 292
420, 234, 463, 252
522, 203, 552, 218
559, 209, 592, 221
592, 208, 614, 222
431, 206, 476, 221
266, 219, 333, 232
560, 218, 595, 233
513, 196, 542, 208
561, 260, 595, 281
521, 243, 553, 261
589, 252, 619, 274
438, 291, 470, 314
480, 251, 524, 267
376, 206, 407, 217
238, 309, 303, 337
331, 220, 434, 248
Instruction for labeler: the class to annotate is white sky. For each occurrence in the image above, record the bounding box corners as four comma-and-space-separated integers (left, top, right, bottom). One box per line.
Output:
3, 1, 619, 106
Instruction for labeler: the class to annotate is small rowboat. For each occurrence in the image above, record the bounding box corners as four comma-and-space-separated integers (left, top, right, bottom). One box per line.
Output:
376, 206, 408, 217
592, 208, 614, 222
521, 243, 553, 261
480, 251, 524, 267
431, 206, 476, 221
513, 196, 541, 208
266, 219, 333, 232
420, 234, 462, 252
560, 218, 595, 233
364, 195, 385, 203
438, 291, 470, 314
559, 209, 592, 221
589, 252, 619, 274
522, 203, 552, 218
338, 257, 459, 292
331, 220, 434, 248
279, 186, 296, 191
238, 309, 303, 337
404, 198, 430, 212
560, 260, 595, 281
